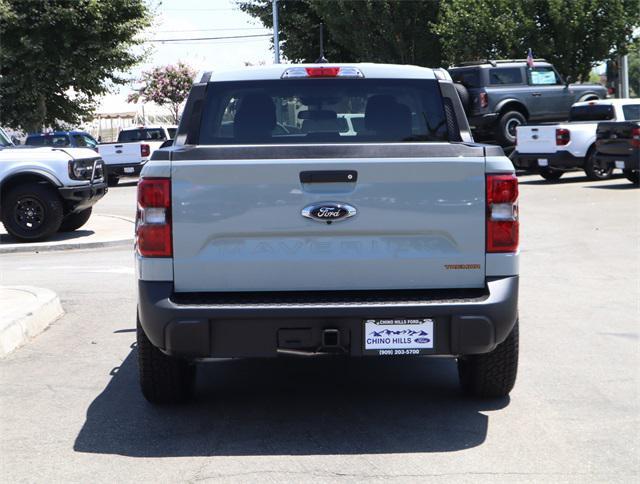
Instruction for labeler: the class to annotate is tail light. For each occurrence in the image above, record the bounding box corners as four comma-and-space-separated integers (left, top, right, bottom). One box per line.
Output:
556, 128, 570, 146
281, 66, 364, 79
632, 127, 640, 148
140, 143, 151, 157
486, 174, 519, 253
136, 178, 172, 257
479, 92, 489, 108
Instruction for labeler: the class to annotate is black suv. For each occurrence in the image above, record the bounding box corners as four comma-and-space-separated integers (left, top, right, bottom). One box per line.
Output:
449, 59, 607, 145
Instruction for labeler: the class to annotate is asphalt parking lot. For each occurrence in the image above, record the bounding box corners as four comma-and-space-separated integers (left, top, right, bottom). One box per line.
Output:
0, 172, 638, 482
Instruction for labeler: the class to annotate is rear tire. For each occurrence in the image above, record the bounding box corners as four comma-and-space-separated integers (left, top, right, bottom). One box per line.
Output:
539, 168, 563, 181
624, 170, 639, 185
497, 111, 526, 146
59, 207, 92, 232
1, 183, 64, 241
137, 317, 195, 404
458, 320, 519, 398
107, 175, 120, 187
583, 149, 613, 180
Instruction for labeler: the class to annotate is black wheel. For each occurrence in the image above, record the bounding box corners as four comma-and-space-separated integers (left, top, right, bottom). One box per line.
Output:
539, 168, 563, 181
623, 170, 639, 185
59, 207, 92, 232
137, 317, 195, 404
107, 175, 120, 187
583, 149, 613, 180
1, 183, 64, 241
497, 111, 526, 146
458, 320, 519, 398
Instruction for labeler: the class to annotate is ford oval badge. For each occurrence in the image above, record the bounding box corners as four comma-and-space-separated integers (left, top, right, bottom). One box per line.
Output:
302, 202, 357, 224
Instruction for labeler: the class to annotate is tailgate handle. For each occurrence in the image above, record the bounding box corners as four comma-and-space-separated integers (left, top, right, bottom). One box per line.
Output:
300, 170, 357, 183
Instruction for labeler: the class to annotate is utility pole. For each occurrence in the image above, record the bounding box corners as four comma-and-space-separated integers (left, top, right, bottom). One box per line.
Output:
272, 0, 280, 64
619, 55, 629, 98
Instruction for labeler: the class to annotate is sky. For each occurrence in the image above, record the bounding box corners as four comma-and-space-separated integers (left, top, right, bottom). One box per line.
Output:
99, 0, 275, 112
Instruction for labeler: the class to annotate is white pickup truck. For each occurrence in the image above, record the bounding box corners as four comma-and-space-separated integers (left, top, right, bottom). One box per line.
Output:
96, 125, 176, 186
512, 99, 640, 180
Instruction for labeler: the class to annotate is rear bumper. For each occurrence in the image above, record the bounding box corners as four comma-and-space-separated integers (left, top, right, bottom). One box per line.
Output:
58, 181, 107, 212
467, 113, 499, 130
595, 151, 640, 172
106, 162, 145, 177
137, 276, 519, 359
512, 150, 582, 170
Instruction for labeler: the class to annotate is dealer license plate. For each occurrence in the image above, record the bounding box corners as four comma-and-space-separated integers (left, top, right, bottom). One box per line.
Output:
615, 161, 625, 169
124, 167, 135, 174
363, 318, 434, 355
538, 158, 548, 167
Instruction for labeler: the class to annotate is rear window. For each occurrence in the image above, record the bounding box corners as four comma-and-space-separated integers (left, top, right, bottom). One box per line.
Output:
622, 105, 640, 121
569, 104, 615, 122
198, 79, 450, 145
489, 68, 523, 85
26, 135, 70, 147
449, 69, 481, 88
117, 128, 167, 142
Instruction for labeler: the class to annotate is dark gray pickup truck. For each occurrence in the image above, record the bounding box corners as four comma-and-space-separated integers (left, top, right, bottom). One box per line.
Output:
449, 59, 606, 145
595, 121, 640, 184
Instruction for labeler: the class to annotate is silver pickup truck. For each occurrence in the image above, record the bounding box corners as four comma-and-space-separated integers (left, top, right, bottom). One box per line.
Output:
135, 63, 520, 403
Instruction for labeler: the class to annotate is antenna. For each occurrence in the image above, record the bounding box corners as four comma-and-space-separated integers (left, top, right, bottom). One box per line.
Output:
315, 22, 328, 63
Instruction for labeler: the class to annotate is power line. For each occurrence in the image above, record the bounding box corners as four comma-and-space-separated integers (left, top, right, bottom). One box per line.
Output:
155, 27, 268, 33
145, 33, 272, 43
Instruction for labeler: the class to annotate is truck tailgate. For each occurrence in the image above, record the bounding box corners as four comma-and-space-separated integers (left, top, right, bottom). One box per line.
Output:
171, 145, 488, 292
596, 122, 639, 157
516, 125, 557, 153
97, 143, 141, 164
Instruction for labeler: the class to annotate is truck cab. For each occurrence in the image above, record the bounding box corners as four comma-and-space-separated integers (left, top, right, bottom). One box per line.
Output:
135, 63, 520, 403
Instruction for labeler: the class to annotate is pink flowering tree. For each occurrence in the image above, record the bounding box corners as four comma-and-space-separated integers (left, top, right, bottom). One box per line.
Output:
128, 63, 196, 124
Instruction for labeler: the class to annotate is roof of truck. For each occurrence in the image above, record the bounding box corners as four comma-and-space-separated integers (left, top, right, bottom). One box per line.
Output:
205, 63, 441, 82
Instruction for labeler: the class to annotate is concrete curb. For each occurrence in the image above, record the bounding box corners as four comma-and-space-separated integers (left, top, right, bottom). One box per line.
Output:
0, 214, 134, 254
0, 286, 64, 357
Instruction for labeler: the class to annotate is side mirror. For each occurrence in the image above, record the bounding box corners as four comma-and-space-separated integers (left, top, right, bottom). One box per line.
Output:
564, 75, 572, 86
159, 139, 173, 149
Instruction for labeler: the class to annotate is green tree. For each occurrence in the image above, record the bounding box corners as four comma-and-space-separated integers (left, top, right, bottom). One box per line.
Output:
435, 0, 640, 81
0, 0, 151, 132
238, 0, 442, 66
128, 63, 196, 124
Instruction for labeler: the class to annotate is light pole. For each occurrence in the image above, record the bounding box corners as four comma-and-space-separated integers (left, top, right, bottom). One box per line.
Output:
272, 0, 280, 64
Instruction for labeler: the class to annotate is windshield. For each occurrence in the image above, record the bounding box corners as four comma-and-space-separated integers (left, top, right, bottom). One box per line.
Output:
569, 104, 615, 122
198, 79, 449, 144
118, 128, 167, 142
622, 105, 640, 121
26, 134, 71, 147
0, 128, 12, 147
449, 68, 481, 88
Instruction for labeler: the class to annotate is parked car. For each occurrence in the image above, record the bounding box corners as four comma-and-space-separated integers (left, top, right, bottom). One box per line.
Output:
449, 59, 607, 145
135, 63, 520, 403
97, 125, 177, 186
595, 121, 640, 185
25, 131, 99, 150
0, 145, 107, 241
511, 99, 640, 180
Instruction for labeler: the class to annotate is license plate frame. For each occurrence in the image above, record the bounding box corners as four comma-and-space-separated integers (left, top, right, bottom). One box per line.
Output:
363, 318, 435, 356
124, 167, 135, 174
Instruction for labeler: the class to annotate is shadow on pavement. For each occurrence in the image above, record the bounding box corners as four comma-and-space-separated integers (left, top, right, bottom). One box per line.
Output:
585, 183, 638, 190
0, 229, 95, 244
74, 350, 508, 457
